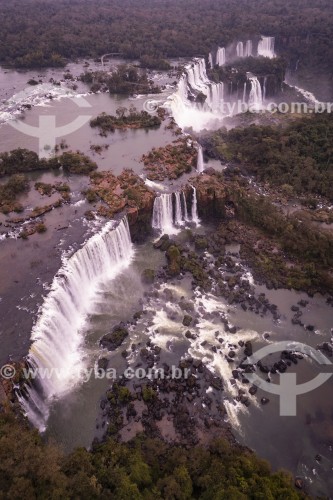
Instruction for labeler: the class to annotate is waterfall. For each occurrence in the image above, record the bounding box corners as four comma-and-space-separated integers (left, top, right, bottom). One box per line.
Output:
167, 58, 224, 130
144, 178, 167, 192
191, 186, 200, 224
243, 82, 247, 103
187, 58, 210, 93
167, 74, 193, 128
258, 36, 275, 58
18, 217, 134, 431
248, 76, 263, 109
263, 76, 267, 100
207, 82, 224, 112
216, 47, 226, 66
167, 37, 274, 131
208, 52, 214, 69
152, 193, 174, 234
197, 144, 204, 173
236, 41, 244, 58
174, 192, 184, 226
286, 83, 320, 105
182, 192, 190, 222
244, 40, 253, 57
152, 191, 199, 233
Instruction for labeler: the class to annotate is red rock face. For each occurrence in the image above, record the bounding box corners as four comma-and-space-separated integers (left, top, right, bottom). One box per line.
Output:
141, 138, 197, 181
90, 169, 156, 242
187, 171, 227, 220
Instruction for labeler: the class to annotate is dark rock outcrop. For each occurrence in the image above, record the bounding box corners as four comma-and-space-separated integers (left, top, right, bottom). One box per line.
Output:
100, 324, 129, 351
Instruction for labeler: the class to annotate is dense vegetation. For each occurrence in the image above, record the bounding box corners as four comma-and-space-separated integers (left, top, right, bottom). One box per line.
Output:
205, 113, 333, 201
0, 0, 332, 83
90, 108, 161, 135
0, 174, 28, 214
0, 410, 303, 499
0, 149, 48, 177
48, 151, 98, 175
232, 187, 333, 293
141, 139, 196, 180
80, 65, 161, 95
0, 150, 96, 213
0, 149, 97, 177
139, 55, 171, 70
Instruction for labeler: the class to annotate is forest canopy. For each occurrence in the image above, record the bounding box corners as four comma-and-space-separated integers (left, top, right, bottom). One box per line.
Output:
0, 0, 332, 79
0, 411, 303, 499
204, 113, 333, 201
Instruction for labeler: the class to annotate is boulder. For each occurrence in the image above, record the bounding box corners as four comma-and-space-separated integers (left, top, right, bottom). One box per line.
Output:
97, 358, 109, 371
141, 268, 156, 284
244, 341, 253, 357
166, 245, 181, 276
182, 315, 193, 327
100, 324, 129, 351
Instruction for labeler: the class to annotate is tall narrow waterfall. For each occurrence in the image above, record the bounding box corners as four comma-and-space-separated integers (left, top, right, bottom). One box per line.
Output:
207, 82, 224, 112
243, 82, 247, 103
216, 47, 226, 66
263, 76, 267, 100
182, 192, 189, 222
191, 186, 200, 224
19, 217, 134, 431
152, 193, 174, 234
174, 192, 184, 226
248, 76, 263, 108
236, 41, 244, 58
258, 36, 275, 58
197, 145, 204, 173
244, 40, 253, 57
208, 52, 214, 68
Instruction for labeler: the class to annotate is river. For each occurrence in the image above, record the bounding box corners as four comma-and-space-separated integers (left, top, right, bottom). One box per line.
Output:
0, 57, 332, 498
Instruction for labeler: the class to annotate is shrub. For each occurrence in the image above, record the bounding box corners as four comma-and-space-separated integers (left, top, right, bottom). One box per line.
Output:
36, 223, 47, 233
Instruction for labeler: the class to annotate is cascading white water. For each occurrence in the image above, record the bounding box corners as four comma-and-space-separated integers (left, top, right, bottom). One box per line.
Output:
243, 82, 247, 103
187, 59, 222, 110
258, 36, 275, 58
197, 144, 204, 173
263, 76, 267, 100
182, 192, 190, 222
168, 37, 275, 131
248, 76, 263, 109
286, 83, 320, 105
174, 192, 184, 226
19, 217, 134, 431
144, 178, 167, 192
191, 186, 200, 224
244, 40, 253, 57
187, 58, 210, 94
216, 47, 226, 66
207, 82, 224, 112
152, 194, 175, 234
208, 52, 214, 69
236, 41, 244, 58
167, 74, 193, 128
167, 58, 224, 130
152, 192, 198, 233
169, 53, 263, 128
